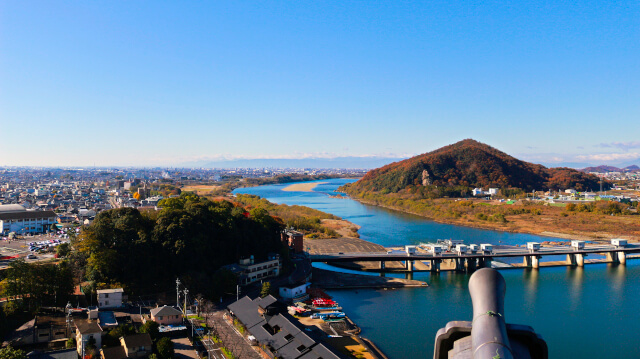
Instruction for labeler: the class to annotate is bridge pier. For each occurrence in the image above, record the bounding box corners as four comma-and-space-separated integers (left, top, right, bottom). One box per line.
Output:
619, 252, 627, 265
606, 252, 619, 264
566, 253, 585, 267
380, 261, 386, 270
566, 254, 576, 266
477, 257, 492, 269
405, 272, 413, 280
430, 259, 441, 273
465, 258, 477, 272
576, 253, 585, 267
524, 256, 540, 269
405, 260, 414, 271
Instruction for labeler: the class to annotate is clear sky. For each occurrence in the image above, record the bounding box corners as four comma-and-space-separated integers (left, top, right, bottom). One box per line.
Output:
1, 1, 639, 167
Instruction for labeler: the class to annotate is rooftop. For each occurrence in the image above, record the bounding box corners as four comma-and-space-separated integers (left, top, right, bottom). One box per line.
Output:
121, 333, 152, 348
0, 204, 26, 213
150, 305, 182, 318
76, 322, 102, 335
100, 347, 127, 359
97, 288, 124, 294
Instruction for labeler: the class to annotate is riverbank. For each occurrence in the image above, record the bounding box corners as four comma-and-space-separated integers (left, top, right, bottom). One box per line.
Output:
282, 181, 328, 192
345, 195, 639, 243
312, 267, 427, 288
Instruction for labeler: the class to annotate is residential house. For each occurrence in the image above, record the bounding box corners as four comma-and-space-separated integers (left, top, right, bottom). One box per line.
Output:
97, 288, 125, 309
120, 334, 153, 358
76, 322, 103, 358
150, 306, 183, 326
279, 283, 310, 303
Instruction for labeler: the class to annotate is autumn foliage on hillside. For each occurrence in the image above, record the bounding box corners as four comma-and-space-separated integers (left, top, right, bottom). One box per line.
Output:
343, 139, 602, 197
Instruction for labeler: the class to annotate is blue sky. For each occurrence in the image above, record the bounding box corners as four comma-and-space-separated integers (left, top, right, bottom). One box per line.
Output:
1, 1, 639, 167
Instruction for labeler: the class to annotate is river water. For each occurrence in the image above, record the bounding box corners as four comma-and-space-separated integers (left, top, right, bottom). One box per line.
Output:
234, 179, 640, 358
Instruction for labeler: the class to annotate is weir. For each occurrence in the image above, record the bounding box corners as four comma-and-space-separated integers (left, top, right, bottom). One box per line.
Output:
312, 239, 636, 273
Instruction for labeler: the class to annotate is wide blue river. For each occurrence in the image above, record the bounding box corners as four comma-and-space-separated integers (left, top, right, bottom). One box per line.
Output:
235, 179, 640, 358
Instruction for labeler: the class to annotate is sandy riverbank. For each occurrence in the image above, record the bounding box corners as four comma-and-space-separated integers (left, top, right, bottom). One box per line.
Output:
312, 268, 427, 288
282, 182, 327, 192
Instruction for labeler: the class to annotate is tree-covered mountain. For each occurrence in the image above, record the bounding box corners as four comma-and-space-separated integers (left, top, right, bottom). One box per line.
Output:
581, 165, 640, 173
341, 139, 602, 197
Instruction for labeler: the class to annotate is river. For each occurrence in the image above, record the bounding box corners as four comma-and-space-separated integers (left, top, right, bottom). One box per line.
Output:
234, 179, 640, 358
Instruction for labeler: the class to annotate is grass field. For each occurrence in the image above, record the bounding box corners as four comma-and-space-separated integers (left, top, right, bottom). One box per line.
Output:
181, 185, 221, 195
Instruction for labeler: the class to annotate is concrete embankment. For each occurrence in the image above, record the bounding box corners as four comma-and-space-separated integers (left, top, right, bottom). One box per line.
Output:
312, 267, 427, 289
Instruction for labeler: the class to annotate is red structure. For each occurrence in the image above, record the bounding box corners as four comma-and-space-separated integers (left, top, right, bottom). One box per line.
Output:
282, 229, 304, 253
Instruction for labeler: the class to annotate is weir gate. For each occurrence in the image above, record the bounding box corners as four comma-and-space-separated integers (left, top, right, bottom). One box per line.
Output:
309, 239, 639, 273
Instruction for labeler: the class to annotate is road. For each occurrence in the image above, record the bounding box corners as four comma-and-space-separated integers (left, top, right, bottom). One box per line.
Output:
310, 243, 640, 262
206, 310, 263, 359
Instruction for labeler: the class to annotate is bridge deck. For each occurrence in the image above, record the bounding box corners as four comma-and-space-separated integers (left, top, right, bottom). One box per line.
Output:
310, 244, 640, 262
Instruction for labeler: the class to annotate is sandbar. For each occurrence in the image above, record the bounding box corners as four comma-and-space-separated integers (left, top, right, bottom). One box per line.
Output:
282, 182, 327, 192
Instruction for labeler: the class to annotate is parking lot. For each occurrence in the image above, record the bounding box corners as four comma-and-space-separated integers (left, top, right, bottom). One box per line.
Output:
0, 234, 68, 269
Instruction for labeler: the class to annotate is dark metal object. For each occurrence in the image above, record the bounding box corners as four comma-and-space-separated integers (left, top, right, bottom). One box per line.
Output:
433, 268, 548, 359
469, 268, 512, 359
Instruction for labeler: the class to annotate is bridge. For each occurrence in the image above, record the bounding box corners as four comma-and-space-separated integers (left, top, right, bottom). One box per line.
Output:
309, 240, 640, 273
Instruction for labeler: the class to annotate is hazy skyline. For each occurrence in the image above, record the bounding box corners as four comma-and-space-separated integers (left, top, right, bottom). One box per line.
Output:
1, 1, 639, 167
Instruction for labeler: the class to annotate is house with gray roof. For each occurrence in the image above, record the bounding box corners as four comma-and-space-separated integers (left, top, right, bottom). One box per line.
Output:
228, 295, 340, 359
150, 305, 183, 325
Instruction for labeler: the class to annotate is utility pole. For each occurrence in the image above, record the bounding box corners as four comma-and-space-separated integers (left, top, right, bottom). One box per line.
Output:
176, 278, 181, 309
183, 289, 189, 315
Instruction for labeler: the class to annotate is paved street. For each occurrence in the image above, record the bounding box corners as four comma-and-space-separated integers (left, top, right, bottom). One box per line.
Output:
207, 310, 262, 359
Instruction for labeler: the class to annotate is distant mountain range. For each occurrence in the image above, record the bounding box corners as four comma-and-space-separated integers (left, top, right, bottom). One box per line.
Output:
342, 139, 603, 194
178, 157, 407, 169
580, 165, 640, 173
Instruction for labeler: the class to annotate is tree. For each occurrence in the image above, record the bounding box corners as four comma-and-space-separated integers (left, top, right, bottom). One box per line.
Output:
65, 337, 76, 349
0, 346, 26, 359
85, 337, 97, 359
260, 282, 272, 298
210, 269, 237, 300
56, 242, 71, 258
140, 320, 160, 340
156, 337, 174, 359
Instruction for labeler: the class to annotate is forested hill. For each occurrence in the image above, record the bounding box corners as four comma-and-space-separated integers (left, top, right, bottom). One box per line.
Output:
77, 193, 284, 298
341, 139, 602, 197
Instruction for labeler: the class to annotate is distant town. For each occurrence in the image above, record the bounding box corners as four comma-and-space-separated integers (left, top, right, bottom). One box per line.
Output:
0, 167, 366, 236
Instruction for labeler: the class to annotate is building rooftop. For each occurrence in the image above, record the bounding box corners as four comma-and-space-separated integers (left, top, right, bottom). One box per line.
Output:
100, 347, 127, 359
228, 295, 339, 359
97, 288, 124, 294
121, 333, 152, 349
0, 210, 57, 221
27, 349, 78, 359
75, 322, 102, 335
150, 305, 182, 318
0, 204, 26, 213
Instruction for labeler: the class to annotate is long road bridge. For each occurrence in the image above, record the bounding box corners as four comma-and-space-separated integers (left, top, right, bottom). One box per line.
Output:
309, 240, 639, 272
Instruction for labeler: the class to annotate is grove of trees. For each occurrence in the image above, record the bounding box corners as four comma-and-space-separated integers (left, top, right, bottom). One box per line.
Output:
76, 193, 284, 298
